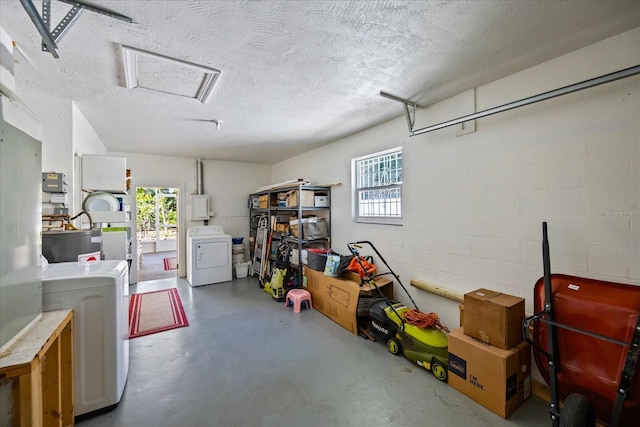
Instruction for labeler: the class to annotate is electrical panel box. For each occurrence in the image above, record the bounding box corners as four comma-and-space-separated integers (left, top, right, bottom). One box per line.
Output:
42, 172, 67, 193
191, 195, 209, 220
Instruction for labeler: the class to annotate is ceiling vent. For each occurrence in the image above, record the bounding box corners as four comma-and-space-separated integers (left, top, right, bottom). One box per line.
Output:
121, 45, 221, 103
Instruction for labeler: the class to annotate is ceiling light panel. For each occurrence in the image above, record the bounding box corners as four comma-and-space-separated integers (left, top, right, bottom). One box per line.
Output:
121, 45, 221, 103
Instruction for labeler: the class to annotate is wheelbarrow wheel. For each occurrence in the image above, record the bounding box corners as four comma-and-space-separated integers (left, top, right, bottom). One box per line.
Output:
386, 338, 401, 355
560, 393, 595, 427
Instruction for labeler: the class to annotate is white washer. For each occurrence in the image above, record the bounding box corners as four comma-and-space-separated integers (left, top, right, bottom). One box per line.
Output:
41, 260, 129, 418
187, 226, 232, 286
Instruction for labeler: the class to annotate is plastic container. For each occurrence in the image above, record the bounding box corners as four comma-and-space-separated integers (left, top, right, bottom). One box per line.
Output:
235, 261, 250, 278
232, 237, 244, 244
306, 249, 334, 272
306, 252, 328, 271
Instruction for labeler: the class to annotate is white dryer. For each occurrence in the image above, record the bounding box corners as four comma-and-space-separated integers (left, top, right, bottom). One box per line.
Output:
187, 226, 232, 286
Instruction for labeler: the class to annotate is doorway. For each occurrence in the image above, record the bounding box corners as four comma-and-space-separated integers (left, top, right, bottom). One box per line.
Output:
136, 187, 179, 282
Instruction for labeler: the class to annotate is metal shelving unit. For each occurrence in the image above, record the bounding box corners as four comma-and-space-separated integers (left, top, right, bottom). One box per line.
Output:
249, 182, 331, 286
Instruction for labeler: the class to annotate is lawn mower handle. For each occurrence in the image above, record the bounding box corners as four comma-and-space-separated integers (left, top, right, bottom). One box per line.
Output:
347, 240, 420, 311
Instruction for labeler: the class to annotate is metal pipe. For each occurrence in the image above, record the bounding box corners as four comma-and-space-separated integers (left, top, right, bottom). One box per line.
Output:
58, 0, 133, 23
70, 210, 93, 229
410, 64, 640, 136
194, 158, 203, 195
380, 91, 421, 108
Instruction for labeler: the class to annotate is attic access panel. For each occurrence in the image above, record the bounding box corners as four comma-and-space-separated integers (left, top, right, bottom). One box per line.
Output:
121, 45, 221, 103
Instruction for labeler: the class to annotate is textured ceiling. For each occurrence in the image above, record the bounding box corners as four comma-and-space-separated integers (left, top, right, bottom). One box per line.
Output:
1, 1, 639, 164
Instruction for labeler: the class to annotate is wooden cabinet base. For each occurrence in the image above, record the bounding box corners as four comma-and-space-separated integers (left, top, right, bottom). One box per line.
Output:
1, 310, 74, 427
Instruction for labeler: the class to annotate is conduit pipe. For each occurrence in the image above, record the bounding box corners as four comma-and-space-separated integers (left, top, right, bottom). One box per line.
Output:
390, 64, 640, 137
194, 158, 203, 195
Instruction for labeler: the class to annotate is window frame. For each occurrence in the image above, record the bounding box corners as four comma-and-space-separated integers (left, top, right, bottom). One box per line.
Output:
351, 146, 403, 226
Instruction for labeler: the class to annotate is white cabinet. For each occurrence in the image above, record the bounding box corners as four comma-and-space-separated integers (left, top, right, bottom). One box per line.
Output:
102, 231, 128, 260
82, 154, 127, 193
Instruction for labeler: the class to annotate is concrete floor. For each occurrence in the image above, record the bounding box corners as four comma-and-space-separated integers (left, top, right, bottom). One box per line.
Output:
136, 250, 177, 282
77, 276, 552, 427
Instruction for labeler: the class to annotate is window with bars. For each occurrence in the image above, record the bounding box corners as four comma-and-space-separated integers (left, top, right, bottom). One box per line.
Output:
352, 147, 402, 224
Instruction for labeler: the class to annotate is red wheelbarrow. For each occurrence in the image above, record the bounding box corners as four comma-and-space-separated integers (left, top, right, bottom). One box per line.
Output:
523, 222, 640, 427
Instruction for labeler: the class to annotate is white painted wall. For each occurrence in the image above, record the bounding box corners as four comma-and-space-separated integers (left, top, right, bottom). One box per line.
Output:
9, 92, 108, 216
72, 103, 107, 156
72, 103, 108, 216
200, 159, 272, 240
273, 27, 640, 335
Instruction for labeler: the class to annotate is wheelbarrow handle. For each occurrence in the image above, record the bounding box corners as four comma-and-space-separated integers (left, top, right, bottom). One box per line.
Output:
522, 311, 554, 361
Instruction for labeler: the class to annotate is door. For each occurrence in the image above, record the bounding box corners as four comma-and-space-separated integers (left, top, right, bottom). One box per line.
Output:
135, 186, 179, 283
196, 241, 229, 269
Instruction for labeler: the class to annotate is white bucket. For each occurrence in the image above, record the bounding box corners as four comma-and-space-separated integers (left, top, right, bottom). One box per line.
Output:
235, 261, 250, 278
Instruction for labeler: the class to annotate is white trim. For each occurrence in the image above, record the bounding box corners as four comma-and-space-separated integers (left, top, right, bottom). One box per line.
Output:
351, 146, 403, 225
121, 45, 221, 104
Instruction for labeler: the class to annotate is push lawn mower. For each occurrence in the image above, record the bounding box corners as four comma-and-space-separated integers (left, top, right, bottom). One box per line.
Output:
347, 241, 450, 382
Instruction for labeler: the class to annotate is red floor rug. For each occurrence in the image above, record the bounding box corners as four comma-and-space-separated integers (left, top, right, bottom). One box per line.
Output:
129, 288, 189, 338
163, 257, 177, 270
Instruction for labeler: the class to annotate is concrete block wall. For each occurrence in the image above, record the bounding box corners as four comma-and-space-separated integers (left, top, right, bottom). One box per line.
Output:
274, 27, 640, 329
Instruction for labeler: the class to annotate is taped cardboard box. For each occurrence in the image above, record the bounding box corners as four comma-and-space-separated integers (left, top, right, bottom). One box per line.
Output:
304, 267, 392, 335
448, 328, 531, 418
463, 288, 525, 350
286, 189, 315, 207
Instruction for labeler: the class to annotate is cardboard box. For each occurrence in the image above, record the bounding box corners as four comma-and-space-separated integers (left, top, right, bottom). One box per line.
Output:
275, 223, 289, 233
463, 288, 525, 350
286, 190, 315, 207
314, 195, 329, 207
258, 194, 269, 208
304, 267, 393, 335
448, 328, 531, 418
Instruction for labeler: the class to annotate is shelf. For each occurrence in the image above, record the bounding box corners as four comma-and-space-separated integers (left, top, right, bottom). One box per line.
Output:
249, 183, 331, 286
81, 211, 128, 224
281, 234, 329, 245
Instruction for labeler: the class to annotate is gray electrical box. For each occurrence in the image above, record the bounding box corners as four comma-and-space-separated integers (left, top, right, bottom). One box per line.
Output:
42, 172, 67, 193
